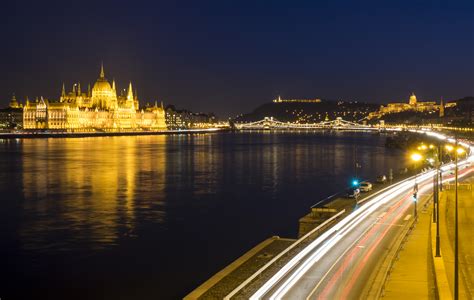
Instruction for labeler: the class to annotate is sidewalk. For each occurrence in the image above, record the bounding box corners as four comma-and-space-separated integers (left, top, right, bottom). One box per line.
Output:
383, 196, 435, 299
439, 178, 473, 299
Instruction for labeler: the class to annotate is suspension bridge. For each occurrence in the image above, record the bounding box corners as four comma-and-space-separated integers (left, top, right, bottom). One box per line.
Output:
235, 117, 380, 130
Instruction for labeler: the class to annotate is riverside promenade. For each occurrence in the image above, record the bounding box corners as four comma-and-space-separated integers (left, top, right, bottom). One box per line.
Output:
441, 177, 473, 299
383, 174, 473, 300
382, 194, 436, 299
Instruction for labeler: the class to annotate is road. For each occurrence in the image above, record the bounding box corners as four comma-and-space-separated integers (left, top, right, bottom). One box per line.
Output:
251, 160, 473, 300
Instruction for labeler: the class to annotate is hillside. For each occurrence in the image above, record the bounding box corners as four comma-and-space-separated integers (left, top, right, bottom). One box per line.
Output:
234, 100, 379, 123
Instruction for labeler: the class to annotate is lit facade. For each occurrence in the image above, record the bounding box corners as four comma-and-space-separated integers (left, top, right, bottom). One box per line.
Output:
165, 106, 217, 129
0, 94, 23, 129
368, 93, 455, 119
273, 96, 322, 103
23, 65, 167, 131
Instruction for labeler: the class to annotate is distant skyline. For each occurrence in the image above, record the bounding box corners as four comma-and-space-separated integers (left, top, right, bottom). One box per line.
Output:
1, 0, 473, 117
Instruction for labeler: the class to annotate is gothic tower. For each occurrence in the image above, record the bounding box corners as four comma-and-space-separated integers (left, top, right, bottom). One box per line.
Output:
439, 98, 445, 118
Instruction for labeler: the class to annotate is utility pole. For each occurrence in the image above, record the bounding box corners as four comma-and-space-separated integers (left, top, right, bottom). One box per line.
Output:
435, 144, 441, 257
454, 138, 459, 300
433, 172, 437, 223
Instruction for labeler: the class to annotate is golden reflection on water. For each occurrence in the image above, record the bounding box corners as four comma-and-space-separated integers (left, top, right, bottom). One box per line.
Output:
20, 136, 167, 251
14, 132, 408, 254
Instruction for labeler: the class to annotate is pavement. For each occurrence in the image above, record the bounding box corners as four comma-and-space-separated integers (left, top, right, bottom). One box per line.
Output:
440, 176, 473, 299
382, 194, 436, 299
383, 170, 474, 300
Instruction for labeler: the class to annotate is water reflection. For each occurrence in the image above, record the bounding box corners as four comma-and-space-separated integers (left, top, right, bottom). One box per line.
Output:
20, 136, 167, 252
13, 132, 408, 256
1, 132, 412, 299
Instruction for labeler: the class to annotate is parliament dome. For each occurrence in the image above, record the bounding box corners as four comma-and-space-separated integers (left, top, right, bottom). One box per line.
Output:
92, 63, 113, 92
92, 79, 113, 92
91, 63, 118, 109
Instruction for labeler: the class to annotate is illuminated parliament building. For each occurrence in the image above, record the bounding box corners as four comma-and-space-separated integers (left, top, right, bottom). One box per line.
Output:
23, 65, 167, 131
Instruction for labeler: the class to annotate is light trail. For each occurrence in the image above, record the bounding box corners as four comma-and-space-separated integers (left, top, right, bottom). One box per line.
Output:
251, 171, 437, 299
316, 192, 413, 299
254, 169, 472, 298
247, 129, 473, 300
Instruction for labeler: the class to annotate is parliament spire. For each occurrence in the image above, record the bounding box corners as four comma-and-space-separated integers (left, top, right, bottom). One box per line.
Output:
100, 62, 105, 79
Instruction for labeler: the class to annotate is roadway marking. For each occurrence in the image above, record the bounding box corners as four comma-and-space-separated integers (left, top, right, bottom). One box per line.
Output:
305, 193, 411, 300
404, 214, 412, 221
306, 186, 427, 300
250, 163, 473, 300
375, 222, 404, 227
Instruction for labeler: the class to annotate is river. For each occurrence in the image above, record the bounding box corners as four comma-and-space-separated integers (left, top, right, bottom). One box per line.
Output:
0, 131, 408, 299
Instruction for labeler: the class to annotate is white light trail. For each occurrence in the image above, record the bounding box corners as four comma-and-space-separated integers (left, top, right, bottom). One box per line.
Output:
265, 172, 435, 300
249, 129, 473, 300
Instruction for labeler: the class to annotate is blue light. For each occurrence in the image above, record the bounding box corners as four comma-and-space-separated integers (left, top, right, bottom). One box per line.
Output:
352, 180, 359, 186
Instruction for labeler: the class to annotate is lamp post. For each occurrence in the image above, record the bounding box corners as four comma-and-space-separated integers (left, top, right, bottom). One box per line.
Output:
445, 141, 465, 300
435, 144, 441, 257
419, 144, 438, 223
411, 152, 422, 219
454, 143, 465, 300
428, 144, 438, 224
454, 140, 459, 300
418, 143, 442, 256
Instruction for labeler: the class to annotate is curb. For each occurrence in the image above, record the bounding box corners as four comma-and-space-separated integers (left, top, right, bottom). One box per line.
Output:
430, 191, 452, 300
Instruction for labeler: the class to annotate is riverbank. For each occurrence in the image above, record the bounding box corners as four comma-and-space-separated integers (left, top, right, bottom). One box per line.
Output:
0, 128, 227, 139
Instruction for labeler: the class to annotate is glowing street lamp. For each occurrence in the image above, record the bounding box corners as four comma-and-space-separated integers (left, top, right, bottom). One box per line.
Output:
417, 144, 428, 151
411, 152, 422, 162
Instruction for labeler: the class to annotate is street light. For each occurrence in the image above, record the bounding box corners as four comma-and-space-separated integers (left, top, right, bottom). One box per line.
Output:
435, 144, 442, 257
411, 152, 422, 219
444, 141, 465, 300
417, 144, 428, 151
454, 145, 465, 300
417, 143, 440, 225
411, 152, 422, 162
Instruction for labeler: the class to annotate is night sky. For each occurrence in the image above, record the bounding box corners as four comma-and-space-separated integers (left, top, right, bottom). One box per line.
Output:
1, 0, 473, 117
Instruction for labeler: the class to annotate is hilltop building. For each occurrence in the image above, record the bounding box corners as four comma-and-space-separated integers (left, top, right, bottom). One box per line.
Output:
408, 93, 417, 106
273, 96, 322, 103
367, 93, 454, 120
23, 64, 167, 131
